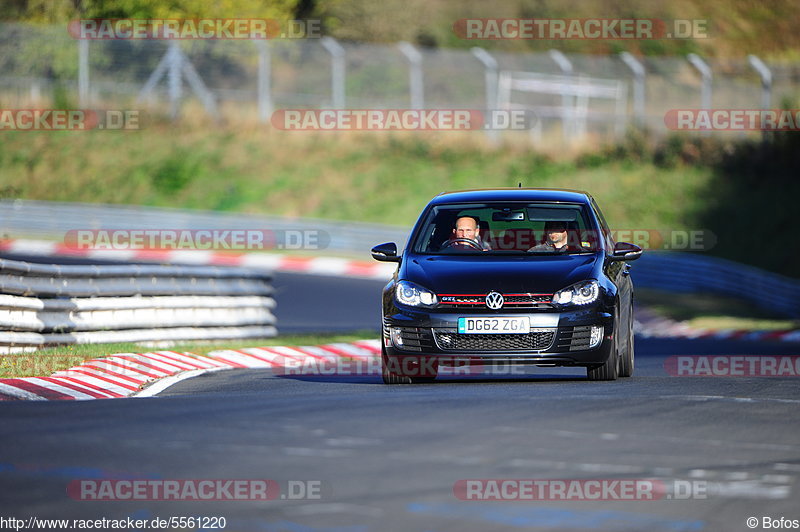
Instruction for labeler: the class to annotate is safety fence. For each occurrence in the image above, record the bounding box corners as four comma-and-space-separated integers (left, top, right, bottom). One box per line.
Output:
0, 258, 276, 353
2, 23, 799, 143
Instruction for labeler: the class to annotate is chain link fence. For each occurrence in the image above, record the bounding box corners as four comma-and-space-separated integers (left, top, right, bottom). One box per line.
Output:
1, 23, 799, 142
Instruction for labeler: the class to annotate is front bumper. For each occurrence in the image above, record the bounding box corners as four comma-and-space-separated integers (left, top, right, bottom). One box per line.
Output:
383, 308, 613, 366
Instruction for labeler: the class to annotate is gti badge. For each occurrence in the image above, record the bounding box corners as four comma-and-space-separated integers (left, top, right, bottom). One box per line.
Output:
485, 291, 504, 309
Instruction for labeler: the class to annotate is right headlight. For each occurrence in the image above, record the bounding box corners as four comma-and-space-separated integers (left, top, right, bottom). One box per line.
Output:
395, 280, 438, 308
552, 280, 600, 306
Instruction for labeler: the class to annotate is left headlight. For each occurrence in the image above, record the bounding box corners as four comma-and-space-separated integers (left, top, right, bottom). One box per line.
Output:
552, 280, 600, 306
395, 280, 438, 308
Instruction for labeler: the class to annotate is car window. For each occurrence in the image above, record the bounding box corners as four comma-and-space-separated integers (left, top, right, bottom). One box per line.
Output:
413, 202, 599, 255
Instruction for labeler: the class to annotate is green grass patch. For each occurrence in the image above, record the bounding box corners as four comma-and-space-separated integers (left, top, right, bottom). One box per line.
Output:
0, 126, 712, 230
1, 123, 798, 278
0, 331, 377, 379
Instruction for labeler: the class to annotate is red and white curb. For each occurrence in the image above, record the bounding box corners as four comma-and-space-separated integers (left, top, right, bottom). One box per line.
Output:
0, 238, 395, 280
635, 311, 800, 343
0, 340, 381, 401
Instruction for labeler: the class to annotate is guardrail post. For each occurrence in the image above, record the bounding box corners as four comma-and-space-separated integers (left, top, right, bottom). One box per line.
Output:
397, 41, 424, 109
548, 49, 575, 143
620, 52, 645, 129
471, 47, 499, 143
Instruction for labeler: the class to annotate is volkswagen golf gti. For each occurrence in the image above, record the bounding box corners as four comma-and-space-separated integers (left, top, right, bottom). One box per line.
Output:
371, 188, 643, 384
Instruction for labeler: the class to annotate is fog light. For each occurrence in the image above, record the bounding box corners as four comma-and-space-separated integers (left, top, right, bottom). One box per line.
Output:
589, 326, 604, 348
391, 327, 404, 347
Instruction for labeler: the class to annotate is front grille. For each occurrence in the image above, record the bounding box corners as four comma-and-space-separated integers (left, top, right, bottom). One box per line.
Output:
433, 328, 556, 352
438, 293, 553, 309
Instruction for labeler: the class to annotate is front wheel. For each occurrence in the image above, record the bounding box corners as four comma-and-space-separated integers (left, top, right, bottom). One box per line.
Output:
587, 314, 619, 381
381, 348, 438, 384
618, 301, 635, 378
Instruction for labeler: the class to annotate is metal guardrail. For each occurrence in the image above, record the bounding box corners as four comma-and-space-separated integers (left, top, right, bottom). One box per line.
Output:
0, 199, 410, 257
2, 200, 798, 319
630, 252, 800, 319
0, 258, 277, 352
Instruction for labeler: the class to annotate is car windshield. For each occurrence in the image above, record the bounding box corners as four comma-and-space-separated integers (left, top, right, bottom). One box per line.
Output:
412, 202, 600, 255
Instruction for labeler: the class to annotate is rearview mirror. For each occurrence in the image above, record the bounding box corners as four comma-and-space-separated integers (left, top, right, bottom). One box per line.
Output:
371, 242, 401, 263
492, 211, 525, 222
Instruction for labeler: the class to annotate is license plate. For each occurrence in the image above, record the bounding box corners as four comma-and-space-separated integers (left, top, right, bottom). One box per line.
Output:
458, 317, 530, 334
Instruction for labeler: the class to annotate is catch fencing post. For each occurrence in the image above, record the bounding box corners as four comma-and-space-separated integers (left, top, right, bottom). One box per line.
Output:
548, 49, 575, 142
321, 37, 346, 109
78, 40, 89, 107
398, 42, 424, 109
747, 55, 772, 110
620, 52, 645, 129
748, 54, 773, 140
256, 40, 273, 122
687, 53, 712, 135
471, 47, 499, 143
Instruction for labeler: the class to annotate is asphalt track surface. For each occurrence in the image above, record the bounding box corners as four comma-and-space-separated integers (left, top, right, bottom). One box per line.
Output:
1, 252, 799, 531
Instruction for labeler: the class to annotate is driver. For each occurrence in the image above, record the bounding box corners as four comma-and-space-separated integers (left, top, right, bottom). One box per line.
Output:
445, 216, 491, 251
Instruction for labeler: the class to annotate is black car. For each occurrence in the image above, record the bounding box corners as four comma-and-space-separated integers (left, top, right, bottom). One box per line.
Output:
371, 188, 642, 384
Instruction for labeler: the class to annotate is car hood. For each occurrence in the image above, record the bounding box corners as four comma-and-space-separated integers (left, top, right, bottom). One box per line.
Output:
402, 254, 600, 294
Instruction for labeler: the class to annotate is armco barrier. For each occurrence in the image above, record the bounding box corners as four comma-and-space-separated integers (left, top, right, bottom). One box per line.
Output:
2, 200, 798, 317
630, 251, 800, 318
0, 199, 409, 256
0, 258, 276, 352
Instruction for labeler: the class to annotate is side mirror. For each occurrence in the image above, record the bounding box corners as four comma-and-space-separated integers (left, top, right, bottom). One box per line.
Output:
610, 242, 643, 262
371, 242, 401, 263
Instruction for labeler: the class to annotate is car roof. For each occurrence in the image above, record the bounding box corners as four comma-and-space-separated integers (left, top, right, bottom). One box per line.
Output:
429, 188, 593, 205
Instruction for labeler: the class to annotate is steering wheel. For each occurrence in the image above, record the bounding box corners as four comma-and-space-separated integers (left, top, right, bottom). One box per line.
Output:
441, 238, 483, 251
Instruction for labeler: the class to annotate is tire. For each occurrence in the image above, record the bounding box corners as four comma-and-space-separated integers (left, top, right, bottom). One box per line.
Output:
382, 347, 409, 384
587, 311, 619, 381
381, 348, 438, 384
618, 300, 635, 378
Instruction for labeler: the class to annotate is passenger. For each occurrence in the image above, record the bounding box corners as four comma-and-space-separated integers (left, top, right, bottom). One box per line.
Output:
528, 220, 571, 252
